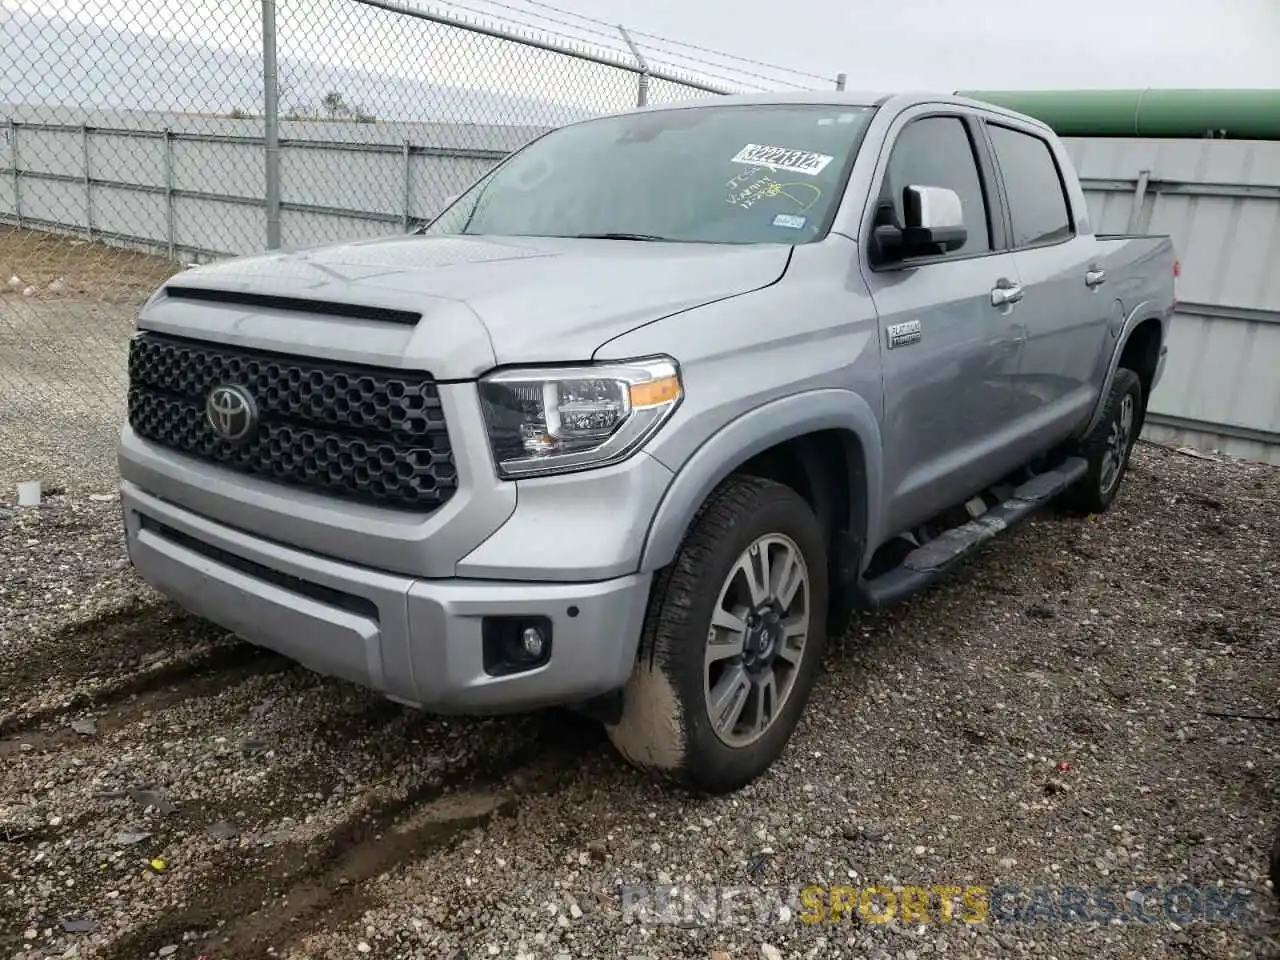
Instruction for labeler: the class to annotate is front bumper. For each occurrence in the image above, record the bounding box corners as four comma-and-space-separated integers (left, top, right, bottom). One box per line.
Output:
121, 482, 651, 712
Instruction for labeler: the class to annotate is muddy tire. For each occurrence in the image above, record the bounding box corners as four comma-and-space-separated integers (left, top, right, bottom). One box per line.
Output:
605, 475, 829, 794
1060, 367, 1142, 515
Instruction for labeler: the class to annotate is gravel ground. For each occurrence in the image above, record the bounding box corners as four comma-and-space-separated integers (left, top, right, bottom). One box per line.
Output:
1, 441, 1277, 960
0, 228, 179, 495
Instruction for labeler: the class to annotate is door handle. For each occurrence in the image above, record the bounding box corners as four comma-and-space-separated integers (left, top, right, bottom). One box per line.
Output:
991, 280, 1023, 307
1085, 267, 1107, 288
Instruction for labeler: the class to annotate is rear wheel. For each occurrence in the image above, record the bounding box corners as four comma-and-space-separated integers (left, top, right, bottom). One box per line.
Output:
1061, 367, 1142, 515
605, 475, 829, 794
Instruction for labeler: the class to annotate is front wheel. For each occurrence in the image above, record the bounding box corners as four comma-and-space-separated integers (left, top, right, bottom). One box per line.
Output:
605, 475, 829, 794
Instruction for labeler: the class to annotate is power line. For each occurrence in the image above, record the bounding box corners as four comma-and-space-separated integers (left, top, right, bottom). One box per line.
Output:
480, 0, 836, 84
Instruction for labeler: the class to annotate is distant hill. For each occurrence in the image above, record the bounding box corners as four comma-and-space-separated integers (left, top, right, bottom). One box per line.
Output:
2, 8, 600, 126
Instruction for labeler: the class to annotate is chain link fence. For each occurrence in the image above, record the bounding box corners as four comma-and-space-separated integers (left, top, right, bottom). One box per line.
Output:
1, 0, 833, 494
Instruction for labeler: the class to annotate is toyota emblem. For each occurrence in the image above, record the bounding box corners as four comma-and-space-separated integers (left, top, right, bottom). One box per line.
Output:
205, 384, 259, 444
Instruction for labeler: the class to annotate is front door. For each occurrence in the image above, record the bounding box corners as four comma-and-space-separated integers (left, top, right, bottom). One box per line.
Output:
861, 112, 1028, 537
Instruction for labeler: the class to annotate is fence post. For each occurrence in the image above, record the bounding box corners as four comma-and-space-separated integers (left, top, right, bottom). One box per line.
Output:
835, 73, 847, 91
1126, 169, 1151, 234
163, 128, 176, 260
402, 140, 411, 232
82, 124, 93, 240
617, 25, 649, 107
262, 0, 282, 250
8, 118, 20, 227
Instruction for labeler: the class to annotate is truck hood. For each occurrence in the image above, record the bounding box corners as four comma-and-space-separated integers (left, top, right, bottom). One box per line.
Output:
142, 234, 792, 378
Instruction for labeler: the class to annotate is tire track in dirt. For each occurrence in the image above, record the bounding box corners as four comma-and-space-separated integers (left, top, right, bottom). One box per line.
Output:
101, 712, 604, 960
0, 602, 210, 688
0, 604, 291, 740
3, 682, 458, 940
1, 680, 472, 952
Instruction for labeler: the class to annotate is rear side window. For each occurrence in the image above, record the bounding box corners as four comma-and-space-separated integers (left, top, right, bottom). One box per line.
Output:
880, 116, 992, 257
988, 125, 1074, 247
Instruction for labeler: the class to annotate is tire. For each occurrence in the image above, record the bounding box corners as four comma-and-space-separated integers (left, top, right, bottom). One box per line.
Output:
1060, 367, 1142, 515
605, 475, 829, 794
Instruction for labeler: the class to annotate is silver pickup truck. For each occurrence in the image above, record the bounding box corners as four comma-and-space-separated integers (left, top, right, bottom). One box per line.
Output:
118, 91, 1175, 793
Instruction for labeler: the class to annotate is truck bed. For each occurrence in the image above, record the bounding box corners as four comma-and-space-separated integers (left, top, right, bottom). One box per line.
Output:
1092, 233, 1177, 314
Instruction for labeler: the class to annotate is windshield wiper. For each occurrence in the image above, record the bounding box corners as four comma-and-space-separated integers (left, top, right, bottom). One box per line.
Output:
574, 232, 668, 242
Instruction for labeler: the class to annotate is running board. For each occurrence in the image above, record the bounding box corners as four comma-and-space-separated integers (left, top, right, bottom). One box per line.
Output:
856, 457, 1088, 610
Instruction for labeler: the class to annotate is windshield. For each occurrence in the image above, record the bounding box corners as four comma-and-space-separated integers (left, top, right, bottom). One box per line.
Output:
423, 103, 875, 245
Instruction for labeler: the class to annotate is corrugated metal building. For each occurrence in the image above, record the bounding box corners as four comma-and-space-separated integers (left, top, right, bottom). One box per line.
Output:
1065, 136, 1280, 464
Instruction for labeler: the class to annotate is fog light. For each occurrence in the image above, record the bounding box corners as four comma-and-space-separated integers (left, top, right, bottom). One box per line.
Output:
482, 616, 552, 676
520, 626, 546, 659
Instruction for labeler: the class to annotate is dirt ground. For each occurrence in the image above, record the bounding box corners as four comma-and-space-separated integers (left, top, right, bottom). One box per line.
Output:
0, 227, 182, 301
0, 228, 182, 494
1, 443, 1277, 960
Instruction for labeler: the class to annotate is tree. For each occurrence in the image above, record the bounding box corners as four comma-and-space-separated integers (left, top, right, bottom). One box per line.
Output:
321, 91, 348, 118
277, 68, 312, 120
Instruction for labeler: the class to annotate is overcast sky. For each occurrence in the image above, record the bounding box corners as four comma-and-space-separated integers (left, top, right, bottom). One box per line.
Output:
484, 0, 1280, 91
13, 0, 1279, 118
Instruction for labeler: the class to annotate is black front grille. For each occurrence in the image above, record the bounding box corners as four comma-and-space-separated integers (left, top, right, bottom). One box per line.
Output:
127, 332, 457, 512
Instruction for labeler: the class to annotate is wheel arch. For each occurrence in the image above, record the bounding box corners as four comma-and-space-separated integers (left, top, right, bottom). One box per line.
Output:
639, 390, 884, 580
1116, 316, 1163, 428
1082, 301, 1167, 438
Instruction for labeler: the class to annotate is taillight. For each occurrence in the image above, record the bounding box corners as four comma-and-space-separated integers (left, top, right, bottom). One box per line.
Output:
1171, 258, 1179, 312
1173, 259, 1181, 278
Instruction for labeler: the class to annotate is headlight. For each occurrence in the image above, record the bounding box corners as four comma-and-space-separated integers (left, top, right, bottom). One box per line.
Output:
478, 357, 682, 478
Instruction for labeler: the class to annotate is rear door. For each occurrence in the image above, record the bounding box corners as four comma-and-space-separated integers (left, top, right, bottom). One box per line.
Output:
982, 121, 1110, 450
860, 109, 1026, 537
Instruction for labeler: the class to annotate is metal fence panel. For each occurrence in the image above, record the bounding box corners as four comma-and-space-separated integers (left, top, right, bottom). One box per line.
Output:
94, 185, 169, 242
93, 131, 165, 184
281, 208, 398, 248
174, 136, 264, 202
281, 144, 404, 215
21, 128, 86, 178
175, 195, 267, 256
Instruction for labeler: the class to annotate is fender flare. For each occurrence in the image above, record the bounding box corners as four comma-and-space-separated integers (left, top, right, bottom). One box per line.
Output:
1081, 299, 1168, 438
639, 389, 885, 574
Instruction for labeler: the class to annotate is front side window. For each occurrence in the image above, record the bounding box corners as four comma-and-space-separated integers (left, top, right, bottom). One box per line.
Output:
877, 116, 992, 258
987, 124, 1073, 247
424, 104, 875, 245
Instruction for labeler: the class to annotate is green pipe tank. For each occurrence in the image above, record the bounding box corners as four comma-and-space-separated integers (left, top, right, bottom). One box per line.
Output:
953, 89, 1280, 140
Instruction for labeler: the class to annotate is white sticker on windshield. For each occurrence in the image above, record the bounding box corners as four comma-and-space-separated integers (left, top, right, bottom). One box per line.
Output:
730, 143, 834, 176
837, 113, 859, 124
773, 213, 807, 230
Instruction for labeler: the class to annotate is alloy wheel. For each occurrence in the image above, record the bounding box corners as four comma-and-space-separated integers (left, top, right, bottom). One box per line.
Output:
703, 533, 811, 748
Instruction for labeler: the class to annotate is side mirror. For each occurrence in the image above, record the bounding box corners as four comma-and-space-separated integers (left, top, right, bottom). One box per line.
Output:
874, 185, 968, 261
